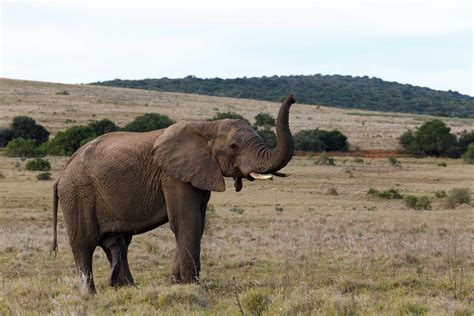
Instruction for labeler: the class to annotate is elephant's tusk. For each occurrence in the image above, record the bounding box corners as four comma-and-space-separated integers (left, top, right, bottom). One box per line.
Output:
249, 172, 273, 180
273, 172, 291, 177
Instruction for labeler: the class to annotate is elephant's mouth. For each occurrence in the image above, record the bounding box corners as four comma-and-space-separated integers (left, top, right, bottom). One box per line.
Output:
233, 172, 291, 192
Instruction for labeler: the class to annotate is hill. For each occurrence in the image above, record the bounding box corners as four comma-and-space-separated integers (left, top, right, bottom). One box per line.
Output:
92, 75, 474, 117
1, 78, 473, 150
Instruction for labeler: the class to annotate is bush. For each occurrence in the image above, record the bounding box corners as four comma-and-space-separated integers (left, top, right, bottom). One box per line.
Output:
388, 156, 401, 166
88, 119, 119, 136
434, 190, 447, 198
458, 130, 474, 153
444, 188, 471, 208
438, 161, 447, 167
256, 128, 277, 148
367, 188, 402, 199
241, 288, 271, 316
26, 158, 51, 171
294, 129, 348, 152
208, 111, 250, 125
4, 138, 38, 157
463, 143, 474, 164
0, 128, 14, 147
47, 125, 96, 156
404, 195, 432, 210
229, 206, 244, 214
123, 113, 175, 132
10, 116, 49, 145
254, 112, 275, 127
36, 172, 52, 181
315, 151, 335, 165
400, 120, 459, 157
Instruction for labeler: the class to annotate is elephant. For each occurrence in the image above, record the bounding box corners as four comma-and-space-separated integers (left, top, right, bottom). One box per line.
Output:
50, 95, 296, 293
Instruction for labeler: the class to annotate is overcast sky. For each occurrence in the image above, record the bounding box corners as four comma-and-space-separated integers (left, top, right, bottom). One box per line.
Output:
1, 0, 472, 95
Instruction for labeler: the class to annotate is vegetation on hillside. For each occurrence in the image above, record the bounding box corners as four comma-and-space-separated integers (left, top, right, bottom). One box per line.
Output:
92, 75, 474, 117
399, 120, 474, 158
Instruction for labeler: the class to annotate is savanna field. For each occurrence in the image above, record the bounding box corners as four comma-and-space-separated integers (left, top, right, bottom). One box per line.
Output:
0, 79, 473, 314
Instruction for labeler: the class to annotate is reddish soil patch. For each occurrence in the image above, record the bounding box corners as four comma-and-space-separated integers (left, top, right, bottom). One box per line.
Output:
295, 149, 404, 158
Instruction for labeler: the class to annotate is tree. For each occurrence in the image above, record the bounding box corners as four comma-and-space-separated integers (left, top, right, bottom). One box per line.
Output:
399, 119, 460, 157
458, 130, 474, 153
88, 119, 119, 136
399, 130, 418, 155
294, 129, 348, 152
123, 113, 175, 132
0, 128, 14, 147
46, 126, 96, 156
10, 116, 49, 145
4, 138, 38, 157
254, 112, 275, 128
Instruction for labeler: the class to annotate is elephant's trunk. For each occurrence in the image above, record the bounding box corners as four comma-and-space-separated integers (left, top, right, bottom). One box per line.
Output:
253, 95, 295, 174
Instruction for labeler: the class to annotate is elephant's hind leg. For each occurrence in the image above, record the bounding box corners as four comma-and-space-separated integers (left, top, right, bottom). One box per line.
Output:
71, 247, 96, 293
100, 234, 134, 287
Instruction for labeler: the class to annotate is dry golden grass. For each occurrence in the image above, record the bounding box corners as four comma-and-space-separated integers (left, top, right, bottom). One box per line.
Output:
1, 78, 473, 150
0, 79, 473, 314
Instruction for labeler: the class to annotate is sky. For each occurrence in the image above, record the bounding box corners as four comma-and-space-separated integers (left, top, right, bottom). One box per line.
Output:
0, 0, 472, 95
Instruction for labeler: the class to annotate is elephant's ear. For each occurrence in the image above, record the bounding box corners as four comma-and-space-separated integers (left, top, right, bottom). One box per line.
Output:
152, 122, 225, 192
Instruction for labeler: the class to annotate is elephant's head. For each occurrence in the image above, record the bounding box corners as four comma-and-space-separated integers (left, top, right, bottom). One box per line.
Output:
152, 95, 295, 192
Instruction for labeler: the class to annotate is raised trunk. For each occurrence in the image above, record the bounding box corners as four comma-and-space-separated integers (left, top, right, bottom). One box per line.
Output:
254, 95, 295, 174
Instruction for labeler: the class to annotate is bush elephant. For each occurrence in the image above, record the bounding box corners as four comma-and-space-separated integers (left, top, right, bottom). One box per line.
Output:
51, 95, 296, 293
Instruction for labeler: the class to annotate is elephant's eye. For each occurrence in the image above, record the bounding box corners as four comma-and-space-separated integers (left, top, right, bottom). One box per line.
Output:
230, 143, 238, 151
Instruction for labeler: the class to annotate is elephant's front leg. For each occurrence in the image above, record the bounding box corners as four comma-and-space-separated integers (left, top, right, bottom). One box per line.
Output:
164, 181, 206, 284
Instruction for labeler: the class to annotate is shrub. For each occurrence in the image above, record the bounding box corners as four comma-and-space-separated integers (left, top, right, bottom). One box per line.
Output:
444, 188, 471, 208
458, 130, 474, 153
404, 195, 432, 210
400, 120, 459, 157
354, 157, 364, 164
55, 90, 69, 95
294, 129, 348, 152
36, 172, 52, 181
256, 128, 277, 149
4, 138, 38, 157
241, 288, 271, 316
275, 204, 284, 212
26, 158, 51, 171
209, 111, 250, 125
88, 119, 119, 136
434, 190, 447, 198
229, 206, 244, 214
315, 151, 335, 165
438, 161, 447, 167
463, 143, 474, 164
388, 156, 401, 166
399, 302, 428, 316
0, 128, 14, 147
10, 116, 49, 145
123, 113, 175, 132
254, 112, 275, 127
367, 188, 402, 199
47, 125, 96, 156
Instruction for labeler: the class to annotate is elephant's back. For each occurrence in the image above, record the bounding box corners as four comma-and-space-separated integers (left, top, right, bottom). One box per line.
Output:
59, 129, 165, 189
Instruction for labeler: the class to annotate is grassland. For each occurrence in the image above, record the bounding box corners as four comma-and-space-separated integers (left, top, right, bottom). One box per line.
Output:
1, 78, 473, 150
0, 79, 473, 315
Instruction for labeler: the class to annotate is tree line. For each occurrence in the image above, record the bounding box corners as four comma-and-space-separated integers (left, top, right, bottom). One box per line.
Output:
92, 75, 474, 117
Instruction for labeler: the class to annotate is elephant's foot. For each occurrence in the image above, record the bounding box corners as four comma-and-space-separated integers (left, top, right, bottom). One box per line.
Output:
109, 261, 134, 287
101, 234, 135, 287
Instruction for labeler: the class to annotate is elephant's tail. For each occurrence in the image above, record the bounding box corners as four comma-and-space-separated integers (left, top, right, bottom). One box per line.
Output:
50, 180, 59, 257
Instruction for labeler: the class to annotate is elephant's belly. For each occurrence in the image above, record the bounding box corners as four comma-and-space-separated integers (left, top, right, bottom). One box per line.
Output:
97, 193, 169, 235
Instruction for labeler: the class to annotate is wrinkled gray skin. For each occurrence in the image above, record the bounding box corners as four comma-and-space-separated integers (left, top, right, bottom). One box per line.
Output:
51, 95, 295, 293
